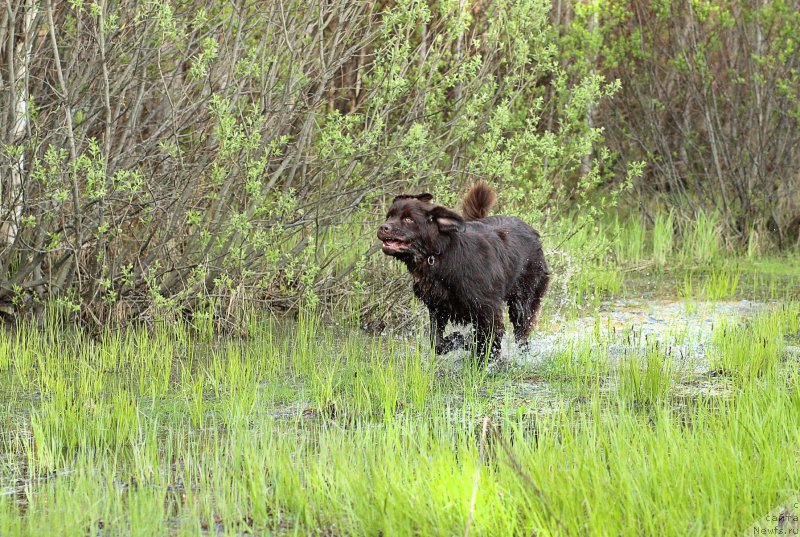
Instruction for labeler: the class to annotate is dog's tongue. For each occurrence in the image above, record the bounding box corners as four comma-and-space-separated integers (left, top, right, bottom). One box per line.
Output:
382, 239, 409, 252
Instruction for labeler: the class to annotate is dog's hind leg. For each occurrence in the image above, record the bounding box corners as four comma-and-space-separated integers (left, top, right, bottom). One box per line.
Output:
509, 269, 550, 348
508, 296, 530, 343
474, 306, 504, 363
529, 270, 550, 326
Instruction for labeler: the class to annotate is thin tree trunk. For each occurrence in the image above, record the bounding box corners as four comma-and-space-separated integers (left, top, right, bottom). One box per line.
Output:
580, 4, 598, 178
46, 0, 83, 295
1, 0, 37, 246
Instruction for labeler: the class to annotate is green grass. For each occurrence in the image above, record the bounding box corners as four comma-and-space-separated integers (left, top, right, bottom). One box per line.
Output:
617, 338, 676, 406
0, 291, 797, 535
541, 336, 609, 394
702, 269, 740, 301
534, 206, 799, 325
1, 219, 800, 536
613, 213, 647, 263
680, 210, 722, 263
600, 208, 800, 277
652, 209, 676, 265
710, 305, 796, 384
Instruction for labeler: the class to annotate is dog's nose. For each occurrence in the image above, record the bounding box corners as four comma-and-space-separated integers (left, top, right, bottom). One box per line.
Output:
380, 224, 391, 233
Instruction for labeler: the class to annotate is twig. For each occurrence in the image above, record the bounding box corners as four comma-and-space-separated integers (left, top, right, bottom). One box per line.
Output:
465, 416, 490, 537
489, 422, 570, 535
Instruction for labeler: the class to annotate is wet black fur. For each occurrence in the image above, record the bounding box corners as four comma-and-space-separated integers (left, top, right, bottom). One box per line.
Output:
377, 184, 549, 362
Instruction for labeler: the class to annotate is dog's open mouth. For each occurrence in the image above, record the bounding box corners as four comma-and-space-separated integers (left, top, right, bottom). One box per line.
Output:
381, 239, 412, 254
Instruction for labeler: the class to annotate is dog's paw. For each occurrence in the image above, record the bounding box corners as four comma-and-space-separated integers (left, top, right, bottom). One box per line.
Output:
436, 332, 467, 354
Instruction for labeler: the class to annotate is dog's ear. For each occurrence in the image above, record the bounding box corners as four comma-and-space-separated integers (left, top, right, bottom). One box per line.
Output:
393, 193, 434, 203
427, 206, 466, 233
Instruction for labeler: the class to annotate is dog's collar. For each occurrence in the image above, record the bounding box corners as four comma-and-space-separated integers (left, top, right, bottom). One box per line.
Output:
413, 251, 440, 267
426, 249, 442, 266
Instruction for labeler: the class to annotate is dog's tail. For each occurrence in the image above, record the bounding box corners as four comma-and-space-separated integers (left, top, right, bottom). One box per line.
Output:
462, 181, 496, 221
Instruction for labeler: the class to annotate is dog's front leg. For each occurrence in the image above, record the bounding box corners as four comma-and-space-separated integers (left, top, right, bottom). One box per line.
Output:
429, 308, 446, 354
429, 309, 465, 355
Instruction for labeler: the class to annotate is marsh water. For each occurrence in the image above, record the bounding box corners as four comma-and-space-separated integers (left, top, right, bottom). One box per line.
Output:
525, 297, 789, 368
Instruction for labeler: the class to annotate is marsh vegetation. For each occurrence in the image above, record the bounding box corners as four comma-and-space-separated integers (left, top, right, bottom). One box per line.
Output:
0, 215, 798, 534
1, 0, 800, 534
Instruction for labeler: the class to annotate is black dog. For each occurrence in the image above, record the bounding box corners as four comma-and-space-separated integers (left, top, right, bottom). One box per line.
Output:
378, 182, 549, 362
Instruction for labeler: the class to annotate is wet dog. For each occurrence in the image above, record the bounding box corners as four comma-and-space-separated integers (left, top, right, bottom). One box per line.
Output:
377, 182, 549, 362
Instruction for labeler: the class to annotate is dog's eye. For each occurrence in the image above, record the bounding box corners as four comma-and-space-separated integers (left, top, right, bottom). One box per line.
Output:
402, 217, 413, 224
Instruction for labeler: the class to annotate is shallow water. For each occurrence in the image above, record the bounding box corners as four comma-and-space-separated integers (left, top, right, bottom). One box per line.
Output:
414, 296, 800, 415
518, 298, 781, 371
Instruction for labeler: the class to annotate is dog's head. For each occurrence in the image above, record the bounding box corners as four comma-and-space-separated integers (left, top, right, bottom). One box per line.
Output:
377, 193, 465, 259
